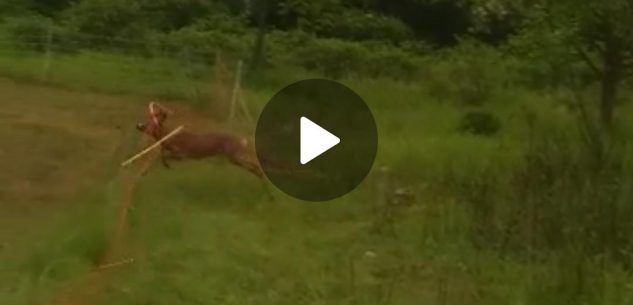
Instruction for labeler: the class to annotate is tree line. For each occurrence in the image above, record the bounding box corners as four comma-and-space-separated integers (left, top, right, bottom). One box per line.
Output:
1, 0, 633, 129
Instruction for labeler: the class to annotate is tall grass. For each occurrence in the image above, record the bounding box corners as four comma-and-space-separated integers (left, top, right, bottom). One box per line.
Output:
1, 40, 633, 305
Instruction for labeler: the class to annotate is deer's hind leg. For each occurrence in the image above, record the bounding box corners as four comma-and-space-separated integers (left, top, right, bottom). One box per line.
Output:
161, 153, 171, 169
228, 154, 264, 179
227, 152, 274, 200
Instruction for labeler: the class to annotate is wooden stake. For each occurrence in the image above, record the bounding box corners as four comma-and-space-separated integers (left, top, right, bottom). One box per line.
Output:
229, 60, 243, 121
96, 258, 135, 270
121, 126, 184, 167
41, 24, 53, 81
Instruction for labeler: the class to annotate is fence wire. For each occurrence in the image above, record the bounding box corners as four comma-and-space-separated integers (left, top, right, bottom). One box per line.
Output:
0, 30, 247, 106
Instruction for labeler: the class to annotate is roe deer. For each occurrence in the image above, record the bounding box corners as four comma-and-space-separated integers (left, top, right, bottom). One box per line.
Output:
135, 102, 264, 179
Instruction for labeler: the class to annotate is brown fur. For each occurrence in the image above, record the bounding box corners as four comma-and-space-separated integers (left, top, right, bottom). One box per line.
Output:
136, 104, 264, 179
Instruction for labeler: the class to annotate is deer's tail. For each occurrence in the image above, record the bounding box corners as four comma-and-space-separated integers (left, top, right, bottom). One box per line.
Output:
240, 137, 248, 148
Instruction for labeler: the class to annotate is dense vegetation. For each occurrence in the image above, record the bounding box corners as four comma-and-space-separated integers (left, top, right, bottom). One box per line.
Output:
3, 0, 633, 127
1, 1, 633, 304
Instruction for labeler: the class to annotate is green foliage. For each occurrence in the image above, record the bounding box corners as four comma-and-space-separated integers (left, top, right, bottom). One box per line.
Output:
140, 0, 230, 31
427, 40, 513, 106
187, 14, 250, 35
457, 110, 501, 136
2, 15, 54, 50
468, 0, 527, 42
293, 38, 369, 78
153, 15, 252, 62
293, 38, 421, 79
0, 0, 34, 19
366, 45, 421, 79
0, 48, 632, 304
276, 0, 342, 28
62, 0, 148, 40
508, 0, 633, 127
159, 26, 253, 62
505, 20, 587, 89
360, 0, 472, 45
448, 114, 633, 263
311, 9, 414, 42
1, 16, 88, 54
2, 1, 633, 304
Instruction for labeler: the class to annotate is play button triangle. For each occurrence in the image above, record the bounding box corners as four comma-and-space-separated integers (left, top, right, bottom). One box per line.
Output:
300, 116, 340, 165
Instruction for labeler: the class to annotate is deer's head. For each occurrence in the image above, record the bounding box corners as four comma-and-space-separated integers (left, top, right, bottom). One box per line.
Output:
136, 102, 172, 138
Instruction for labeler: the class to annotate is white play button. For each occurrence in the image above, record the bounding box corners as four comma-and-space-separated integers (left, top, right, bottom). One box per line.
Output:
300, 116, 340, 165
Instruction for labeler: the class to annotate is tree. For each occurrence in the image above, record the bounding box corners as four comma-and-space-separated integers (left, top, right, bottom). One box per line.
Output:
512, 0, 633, 129
62, 0, 146, 39
140, 0, 229, 31
362, 0, 472, 45
249, 0, 271, 72
30, 0, 74, 16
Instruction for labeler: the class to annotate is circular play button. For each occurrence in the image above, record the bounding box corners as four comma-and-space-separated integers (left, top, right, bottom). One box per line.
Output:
255, 79, 378, 202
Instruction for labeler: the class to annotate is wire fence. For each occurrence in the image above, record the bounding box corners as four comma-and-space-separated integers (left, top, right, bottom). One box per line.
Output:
0, 29, 248, 97
0, 26, 250, 81
0, 28, 260, 126
2, 28, 241, 60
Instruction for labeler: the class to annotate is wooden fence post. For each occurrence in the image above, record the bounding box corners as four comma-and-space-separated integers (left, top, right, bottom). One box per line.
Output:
229, 60, 244, 122
41, 24, 53, 81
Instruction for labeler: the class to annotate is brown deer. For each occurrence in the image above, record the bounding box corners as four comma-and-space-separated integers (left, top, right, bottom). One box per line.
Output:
135, 102, 265, 180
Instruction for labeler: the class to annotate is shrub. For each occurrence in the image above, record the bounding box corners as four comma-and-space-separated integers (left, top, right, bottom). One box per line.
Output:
292, 38, 422, 79
293, 38, 370, 78
365, 46, 421, 80
158, 27, 252, 63
0, 0, 33, 20
426, 40, 514, 106
62, 0, 147, 40
140, 0, 231, 31
312, 10, 414, 43
266, 30, 314, 63
457, 110, 501, 136
2, 15, 56, 51
446, 113, 633, 264
177, 14, 249, 35
505, 16, 591, 89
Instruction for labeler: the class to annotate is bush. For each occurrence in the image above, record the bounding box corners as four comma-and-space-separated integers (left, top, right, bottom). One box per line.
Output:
158, 27, 252, 63
292, 38, 422, 79
140, 0, 231, 31
0, 0, 33, 20
365, 45, 421, 80
2, 15, 56, 51
266, 30, 314, 63
312, 10, 414, 43
446, 115, 633, 264
505, 17, 591, 89
186, 14, 249, 35
426, 40, 514, 106
62, 0, 147, 40
293, 38, 370, 78
457, 110, 501, 136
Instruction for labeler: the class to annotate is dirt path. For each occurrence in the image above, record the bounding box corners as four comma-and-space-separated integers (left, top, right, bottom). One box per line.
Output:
0, 77, 255, 305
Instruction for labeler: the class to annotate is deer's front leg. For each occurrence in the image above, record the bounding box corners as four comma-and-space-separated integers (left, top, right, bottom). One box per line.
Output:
162, 155, 171, 169
161, 147, 173, 169
161, 145, 187, 169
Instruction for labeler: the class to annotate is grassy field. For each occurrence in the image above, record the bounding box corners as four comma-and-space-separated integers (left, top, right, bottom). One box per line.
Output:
1, 49, 633, 305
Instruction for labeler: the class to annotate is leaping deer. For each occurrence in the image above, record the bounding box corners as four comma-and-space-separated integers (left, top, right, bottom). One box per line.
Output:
134, 102, 265, 180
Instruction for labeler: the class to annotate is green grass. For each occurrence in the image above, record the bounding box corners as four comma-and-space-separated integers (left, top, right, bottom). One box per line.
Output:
1, 48, 633, 305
